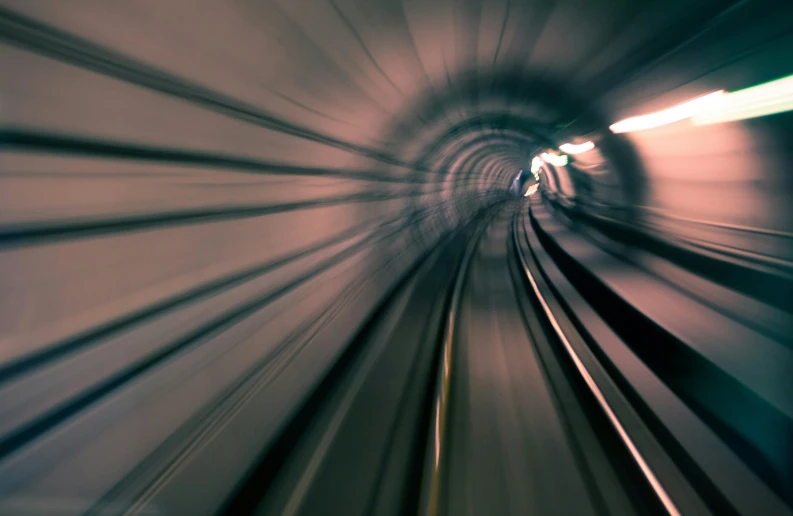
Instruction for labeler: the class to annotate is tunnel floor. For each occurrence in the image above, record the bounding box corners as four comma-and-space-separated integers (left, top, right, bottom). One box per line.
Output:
210, 201, 790, 516
2, 198, 792, 516
221, 204, 667, 516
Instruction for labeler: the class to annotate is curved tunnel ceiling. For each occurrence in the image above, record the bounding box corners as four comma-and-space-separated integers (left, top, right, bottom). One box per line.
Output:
2, 0, 760, 194
2, 0, 793, 514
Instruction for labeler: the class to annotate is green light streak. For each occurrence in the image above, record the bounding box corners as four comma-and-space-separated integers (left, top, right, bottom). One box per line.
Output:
693, 74, 793, 125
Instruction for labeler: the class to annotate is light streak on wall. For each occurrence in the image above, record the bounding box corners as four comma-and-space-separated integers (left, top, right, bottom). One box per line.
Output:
559, 141, 595, 154
524, 184, 539, 197
541, 152, 569, 167
610, 91, 725, 133
692, 74, 793, 125
531, 156, 543, 174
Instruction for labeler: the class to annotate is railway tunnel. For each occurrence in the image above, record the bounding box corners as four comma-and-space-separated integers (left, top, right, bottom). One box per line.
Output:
1, 1, 793, 514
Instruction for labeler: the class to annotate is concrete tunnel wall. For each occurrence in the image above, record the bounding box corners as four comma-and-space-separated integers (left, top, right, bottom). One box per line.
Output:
1, 0, 793, 512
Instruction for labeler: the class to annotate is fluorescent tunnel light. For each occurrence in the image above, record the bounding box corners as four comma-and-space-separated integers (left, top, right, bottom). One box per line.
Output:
541, 152, 569, 167
531, 156, 543, 174
559, 141, 595, 154
524, 184, 539, 197
692, 74, 793, 125
610, 91, 725, 133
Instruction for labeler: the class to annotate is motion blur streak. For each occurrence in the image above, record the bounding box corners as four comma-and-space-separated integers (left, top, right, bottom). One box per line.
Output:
608, 91, 726, 133
559, 141, 595, 154
531, 156, 544, 174
542, 152, 570, 167
0, 1, 792, 516
524, 184, 539, 197
693, 74, 793, 125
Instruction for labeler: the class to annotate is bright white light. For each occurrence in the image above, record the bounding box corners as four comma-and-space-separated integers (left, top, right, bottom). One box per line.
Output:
693, 74, 793, 125
541, 152, 569, 167
609, 90, 725, 133
531, 156, 543, 174
559, 141, 595, 154
524, 184, 539, 197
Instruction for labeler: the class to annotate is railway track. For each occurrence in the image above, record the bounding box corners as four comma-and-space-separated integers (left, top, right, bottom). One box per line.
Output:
224, 202, 718, 516
2, 200, 789, 515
